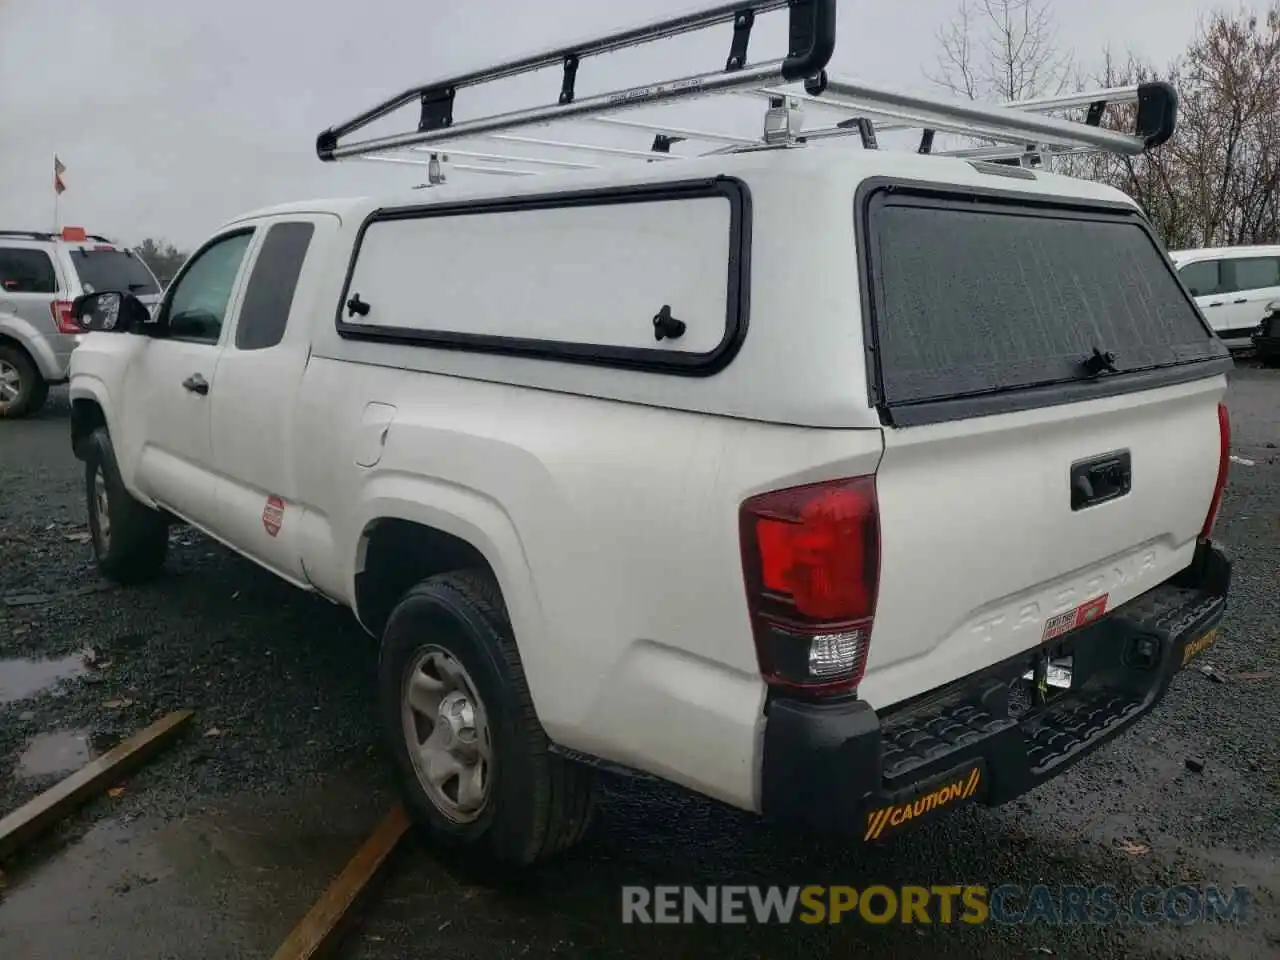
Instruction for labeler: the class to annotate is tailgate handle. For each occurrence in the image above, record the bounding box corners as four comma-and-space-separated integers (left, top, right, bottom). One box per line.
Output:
1070, 451, 1131, 511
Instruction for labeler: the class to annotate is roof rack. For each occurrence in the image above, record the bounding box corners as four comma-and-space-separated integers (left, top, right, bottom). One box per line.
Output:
316, 0, 1177, 180
0, 229, 115, 244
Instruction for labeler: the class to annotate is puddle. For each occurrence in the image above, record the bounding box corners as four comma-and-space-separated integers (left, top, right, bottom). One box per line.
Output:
14, 729, 114, 779
0, 651, 90, 705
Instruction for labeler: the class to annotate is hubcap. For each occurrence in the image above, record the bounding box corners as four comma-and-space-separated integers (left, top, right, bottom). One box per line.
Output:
401, 646, 492, 823
0, 360, 21, 405
92, 468, 111, 553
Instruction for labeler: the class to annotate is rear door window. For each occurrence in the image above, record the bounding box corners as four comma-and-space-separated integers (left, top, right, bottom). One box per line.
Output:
0, 248, 57, 294
233, 222, 316, 351
862, 189, 1228, 419
1224, 256, 1280, 293
68, 248, 160, 296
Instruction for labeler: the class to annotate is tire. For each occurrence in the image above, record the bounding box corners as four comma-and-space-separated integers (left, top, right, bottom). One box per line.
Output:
378, 570, 597, 866
0, 344, 47, 419
84, 428, 169, 583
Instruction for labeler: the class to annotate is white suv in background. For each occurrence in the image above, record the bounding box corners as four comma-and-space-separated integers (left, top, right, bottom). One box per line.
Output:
0, 228, 163, 418
1170, 244, 1280, 349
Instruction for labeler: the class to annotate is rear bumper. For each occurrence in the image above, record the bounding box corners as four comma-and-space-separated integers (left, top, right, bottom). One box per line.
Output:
760, 540, 1231, 841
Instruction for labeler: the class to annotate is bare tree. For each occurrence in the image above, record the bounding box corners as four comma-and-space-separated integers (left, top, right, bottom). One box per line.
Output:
927, 0, 1074, 101
1070, 7, 1280, 248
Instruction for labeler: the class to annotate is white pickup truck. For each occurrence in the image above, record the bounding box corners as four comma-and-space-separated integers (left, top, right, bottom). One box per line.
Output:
66, 1, 1234, 864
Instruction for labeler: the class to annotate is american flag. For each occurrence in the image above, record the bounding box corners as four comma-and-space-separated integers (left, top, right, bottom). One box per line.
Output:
54, 156, 66, 195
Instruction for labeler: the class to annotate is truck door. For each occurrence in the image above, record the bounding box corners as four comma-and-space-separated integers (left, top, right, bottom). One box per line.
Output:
208, 214, 336, 586
124, 228, 257, 527
1218, 254, 1280, 345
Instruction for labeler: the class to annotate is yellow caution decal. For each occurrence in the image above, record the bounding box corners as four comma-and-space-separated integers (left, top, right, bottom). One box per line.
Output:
864, 766, 982, 842
1182, 628, 1219, 666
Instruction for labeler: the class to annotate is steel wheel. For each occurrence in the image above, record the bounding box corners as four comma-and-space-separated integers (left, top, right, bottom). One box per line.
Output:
92, 466, 111, 554
401, 645, 493, 824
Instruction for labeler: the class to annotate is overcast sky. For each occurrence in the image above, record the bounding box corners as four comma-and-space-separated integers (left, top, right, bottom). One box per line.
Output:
1, 0, 1213, 250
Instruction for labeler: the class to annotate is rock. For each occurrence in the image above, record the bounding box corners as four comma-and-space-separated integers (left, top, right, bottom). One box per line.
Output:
1185, 757, 1206, 773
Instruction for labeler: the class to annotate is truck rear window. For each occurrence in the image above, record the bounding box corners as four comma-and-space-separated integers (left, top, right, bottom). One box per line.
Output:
863, 192, 1227, 413
68, 248, 160, 296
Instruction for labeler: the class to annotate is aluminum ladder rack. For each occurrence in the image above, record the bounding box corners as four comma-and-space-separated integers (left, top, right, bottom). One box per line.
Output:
315, 0, 1177, 181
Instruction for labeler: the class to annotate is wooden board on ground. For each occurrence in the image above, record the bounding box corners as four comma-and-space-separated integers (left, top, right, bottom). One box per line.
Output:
0, 709, 194, 860
271, 802, 411, 960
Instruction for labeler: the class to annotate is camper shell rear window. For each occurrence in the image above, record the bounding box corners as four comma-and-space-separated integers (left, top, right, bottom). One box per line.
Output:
858, 182, 1232, 426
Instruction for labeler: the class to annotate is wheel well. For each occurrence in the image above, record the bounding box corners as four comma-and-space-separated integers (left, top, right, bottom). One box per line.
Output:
0, 333, 34, 364
70, 398, 107, 460
355, 518, 494, 637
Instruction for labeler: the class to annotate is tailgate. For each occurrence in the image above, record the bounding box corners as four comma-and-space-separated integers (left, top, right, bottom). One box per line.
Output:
855, 182, 1233, 709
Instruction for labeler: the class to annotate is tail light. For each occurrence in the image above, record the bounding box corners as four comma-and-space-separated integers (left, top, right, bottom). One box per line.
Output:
1200, 401, 1231, 540
51, 299, 81, 334
739, 476, 880, 696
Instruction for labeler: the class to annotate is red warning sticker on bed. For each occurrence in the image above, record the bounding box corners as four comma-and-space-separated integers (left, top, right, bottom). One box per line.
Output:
262, 495, 285, 537
1041, 594, 1109, 642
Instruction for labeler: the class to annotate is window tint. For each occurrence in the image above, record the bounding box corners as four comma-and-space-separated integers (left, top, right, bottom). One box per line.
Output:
1227, 256, 1280, 293
867, 198, 1222, 407
1177, 260, 1221, 297
0, 248, 57, 294
234, 222, 315, 350
164, 231, 254, 343
69, 248, 160, 296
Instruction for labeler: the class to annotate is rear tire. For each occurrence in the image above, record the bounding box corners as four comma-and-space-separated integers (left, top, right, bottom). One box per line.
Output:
0, 345, 47, 419
84, 428, 169, 583
378, 570, 597, 866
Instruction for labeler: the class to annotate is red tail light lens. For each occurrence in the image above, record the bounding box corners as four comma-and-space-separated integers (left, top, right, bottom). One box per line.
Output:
1200, 401, 1231, 540
740, 476, 880, 695
51, 299, 81, 334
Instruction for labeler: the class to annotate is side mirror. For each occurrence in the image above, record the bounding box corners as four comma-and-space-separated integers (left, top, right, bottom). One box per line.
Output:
71, 291, 152, 334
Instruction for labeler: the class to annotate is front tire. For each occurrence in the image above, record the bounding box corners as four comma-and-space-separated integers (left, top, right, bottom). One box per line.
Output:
378, 570, 597, 865
84, 428, 169, 583
0, 345, 48, 419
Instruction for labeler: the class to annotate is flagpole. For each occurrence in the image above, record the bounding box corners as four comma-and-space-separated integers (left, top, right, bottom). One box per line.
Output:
53, 154, 59, 232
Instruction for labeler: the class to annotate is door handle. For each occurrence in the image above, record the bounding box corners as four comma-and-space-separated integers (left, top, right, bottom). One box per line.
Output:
182, 373, 209, 396
1208, 302, 1224, 307
1232, 298, 1248, 304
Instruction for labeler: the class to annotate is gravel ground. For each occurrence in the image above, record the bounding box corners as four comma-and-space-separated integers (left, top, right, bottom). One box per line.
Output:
0, 368, 1277, 960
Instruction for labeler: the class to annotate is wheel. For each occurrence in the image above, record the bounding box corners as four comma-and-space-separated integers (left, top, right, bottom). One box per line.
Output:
378, 570, 597, 865
0, 344, 48, 419
84, 428, 169, 583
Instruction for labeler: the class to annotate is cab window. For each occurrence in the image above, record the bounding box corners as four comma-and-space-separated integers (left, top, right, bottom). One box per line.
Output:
164, 231, 255, 343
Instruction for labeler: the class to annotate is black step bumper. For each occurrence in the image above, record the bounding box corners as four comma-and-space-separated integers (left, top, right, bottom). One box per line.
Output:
759, 539, 1231, 842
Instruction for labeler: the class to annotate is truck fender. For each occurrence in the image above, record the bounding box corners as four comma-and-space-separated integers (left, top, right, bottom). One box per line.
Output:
348, 475, 549, 700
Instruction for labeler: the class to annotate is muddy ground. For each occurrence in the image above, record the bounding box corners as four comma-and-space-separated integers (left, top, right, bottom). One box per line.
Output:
0, 366, 1277, 960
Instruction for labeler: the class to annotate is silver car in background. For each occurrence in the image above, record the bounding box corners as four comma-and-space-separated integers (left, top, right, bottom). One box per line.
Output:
1, 228, 163, 418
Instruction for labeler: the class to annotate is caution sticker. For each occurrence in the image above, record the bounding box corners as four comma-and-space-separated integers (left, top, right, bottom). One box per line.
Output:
864, 765, 983, 842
